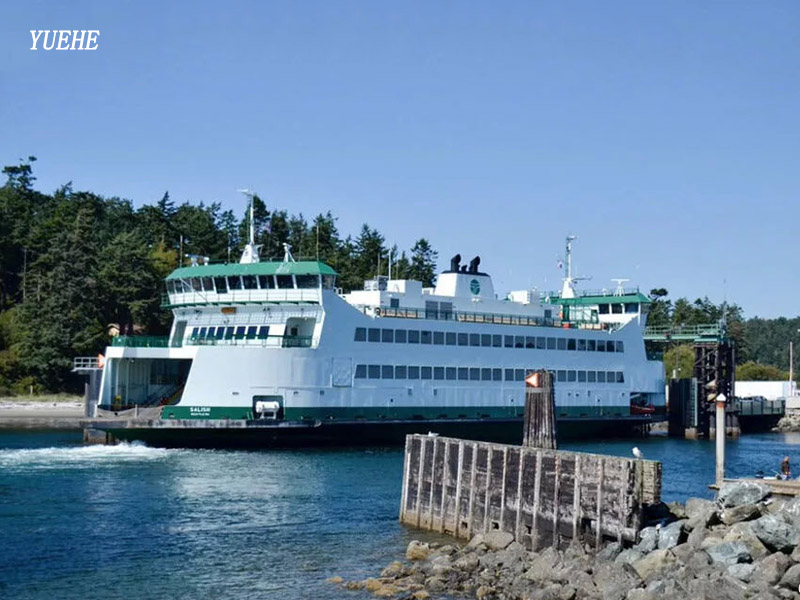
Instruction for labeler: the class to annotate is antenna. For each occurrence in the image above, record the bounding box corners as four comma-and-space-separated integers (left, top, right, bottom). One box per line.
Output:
237, 189, 261, 264
611, 278, 630, 296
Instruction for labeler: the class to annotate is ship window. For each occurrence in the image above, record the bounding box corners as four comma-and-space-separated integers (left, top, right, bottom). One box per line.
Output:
322, 275, 336, 289
445, 332, 456, 345
396, 366, 407, 379
478, 334, 489, 347
588, 371, 596, 383
228, 276, 243, 290
597, 371, 606, 383
557, 338, 567, 351
355, 365, 367, 379
547, 337, 556, 350
515, 369, 525, 382
215, 328, 225, 340
191, 278, 202, 291
468, 368, 479, 381
433, 331, 444, 345
198, 327, 207, 338
492, 368, 502, 381
235, 326, 246, 339
214, 277, 228, 293
504, 369, 514, 381
578, 371, 587, 382
598, 304, 609, 314
296, 275, 319, 289
276, 275, 294, 289
368, 328, 380, 342
354, 327, 366, 342
421, 331, 432, 344
224, 327, 234, 340
205, 327, 215, 339
608, 340, 617, 352
243, 275, 258, 290
504, 335, 514, 348
408, 330, 420, 344
166, 280, 175, 293
421, 367, 432, 380
390, 298, 399, 308
510, 336, 520, 348
616, 341, 624, 353
395, 329, 407, 343
458, 368, 469, 381
368, 365, 380, 379
597, 341, 606, 352
457, 333, 468, 346
492, 334, 501, 348
469, 333, 479, 347
258, 275, 275, 289
625, 303, 638, 313
382, 365, 393, 379
258, 326, 270, 339
439, 302, 453, 320
382, 329, 394, 343
408, 366, 420, 380
433, 366, 444, 380
587, 340, 596, 351
567, 338, 576, 351
446, 367, 457, 380
612, 303, 623, 314
577, 339, 586, 351
536, 337, 546, 349
557, 370, 567, 382
246, 326, 257, 339
425, 301, 439, 319
617, 372, 625, 383
201, 277, 213, 291
524, 336, 534, 349
567, 370, 577, 382
481, 368, 492, 381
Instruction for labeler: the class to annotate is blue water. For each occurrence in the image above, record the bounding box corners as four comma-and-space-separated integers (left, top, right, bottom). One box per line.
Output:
3, 430, 800, 599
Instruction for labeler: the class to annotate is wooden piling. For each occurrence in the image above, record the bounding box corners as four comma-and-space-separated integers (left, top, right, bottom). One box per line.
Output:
523, 370, 557, 449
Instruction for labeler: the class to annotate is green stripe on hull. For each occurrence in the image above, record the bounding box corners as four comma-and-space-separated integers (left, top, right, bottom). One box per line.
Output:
161, 404, 633, 421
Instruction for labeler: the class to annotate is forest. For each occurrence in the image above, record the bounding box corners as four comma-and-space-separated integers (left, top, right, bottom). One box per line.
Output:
0, 157, 797, 394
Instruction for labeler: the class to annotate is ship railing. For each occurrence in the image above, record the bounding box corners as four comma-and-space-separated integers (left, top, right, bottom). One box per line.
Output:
373, 305, 615, 331
162, 289, 322, 308
186, 335, 314, 349
643, 324, 721, 339
539, 287, 641, 301
111, 336, 171, 348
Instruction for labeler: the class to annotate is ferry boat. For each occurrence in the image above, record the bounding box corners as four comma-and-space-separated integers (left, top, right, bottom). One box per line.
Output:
93, 204, 665, 447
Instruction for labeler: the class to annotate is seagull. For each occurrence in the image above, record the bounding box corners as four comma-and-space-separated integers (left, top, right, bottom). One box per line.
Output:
632, 447, 644, 460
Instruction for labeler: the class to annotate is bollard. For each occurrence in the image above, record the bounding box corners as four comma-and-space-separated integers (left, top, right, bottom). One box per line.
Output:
715, 393, 727, 485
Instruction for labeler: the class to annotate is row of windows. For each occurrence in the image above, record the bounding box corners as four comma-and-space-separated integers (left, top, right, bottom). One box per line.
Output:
598, 303, 640, 315
354, 365, 625, 383
354, 327, 624, 353
190, 325, 271, 341
167, 274, 336, 294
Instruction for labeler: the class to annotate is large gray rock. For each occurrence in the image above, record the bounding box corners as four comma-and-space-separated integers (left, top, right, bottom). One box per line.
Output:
688, 574, 748, 600
780, 563, 800, 590
626, 590, 657, 600
685, 497, 716, 519
685, 507, 717, 532
524, 547, 562, 583
719, 504, 760, 526
406, 541, 431, 560
687, 525, 710, 547
658, 520, 687, 549
454, 552, 480, 572
750, 514, 800, 552
483, 530, 514, 550
705, 541, 751, 566
723, 521, 770, 560
632, 549, 677, 581
593, 562, 641, 600
635, 526, 659, 553
754, 552, 791, 585
726, 563, 756, 582
596, 542, 622, 562
615, 548, 645, 566
717, 481, 771, 508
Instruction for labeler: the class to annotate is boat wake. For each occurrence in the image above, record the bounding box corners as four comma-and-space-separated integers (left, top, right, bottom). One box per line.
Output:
0, 442, 172, 470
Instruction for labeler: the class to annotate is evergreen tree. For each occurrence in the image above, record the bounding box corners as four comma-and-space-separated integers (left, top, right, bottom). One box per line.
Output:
408, 238, 438, 287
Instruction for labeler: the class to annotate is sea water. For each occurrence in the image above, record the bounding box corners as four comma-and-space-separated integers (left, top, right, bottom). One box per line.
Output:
3, 430, 800, 599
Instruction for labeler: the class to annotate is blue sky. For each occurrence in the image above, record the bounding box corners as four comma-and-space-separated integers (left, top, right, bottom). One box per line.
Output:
2, 1, 799, 318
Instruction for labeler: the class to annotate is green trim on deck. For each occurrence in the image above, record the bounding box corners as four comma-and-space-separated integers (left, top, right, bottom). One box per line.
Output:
557, 292, 651, 306
161, 406, 254, 420
166, 261, 336, 280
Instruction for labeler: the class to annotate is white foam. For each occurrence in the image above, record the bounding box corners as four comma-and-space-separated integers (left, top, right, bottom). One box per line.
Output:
0, 442, 173, 470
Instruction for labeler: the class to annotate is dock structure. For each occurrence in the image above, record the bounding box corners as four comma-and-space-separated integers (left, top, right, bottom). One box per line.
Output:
399, 434, 661, 549
399, 369, 662, 549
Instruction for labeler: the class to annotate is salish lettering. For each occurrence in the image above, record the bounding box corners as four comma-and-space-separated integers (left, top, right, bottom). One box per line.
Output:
30, 30, 99, 51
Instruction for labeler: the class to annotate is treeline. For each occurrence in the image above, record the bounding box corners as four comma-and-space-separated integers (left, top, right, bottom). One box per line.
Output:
0, 158, 437, 393
646, 289, 797, 382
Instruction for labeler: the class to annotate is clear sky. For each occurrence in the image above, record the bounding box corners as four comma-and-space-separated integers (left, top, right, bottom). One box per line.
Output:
2, 1, 799, 318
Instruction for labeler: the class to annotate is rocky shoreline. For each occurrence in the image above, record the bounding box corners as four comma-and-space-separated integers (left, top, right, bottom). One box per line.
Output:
331, 481, 800, 600
776, 409, 800, 433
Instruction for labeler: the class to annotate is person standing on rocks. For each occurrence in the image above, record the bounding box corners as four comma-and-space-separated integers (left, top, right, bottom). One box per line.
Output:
780, 456, 791, 480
